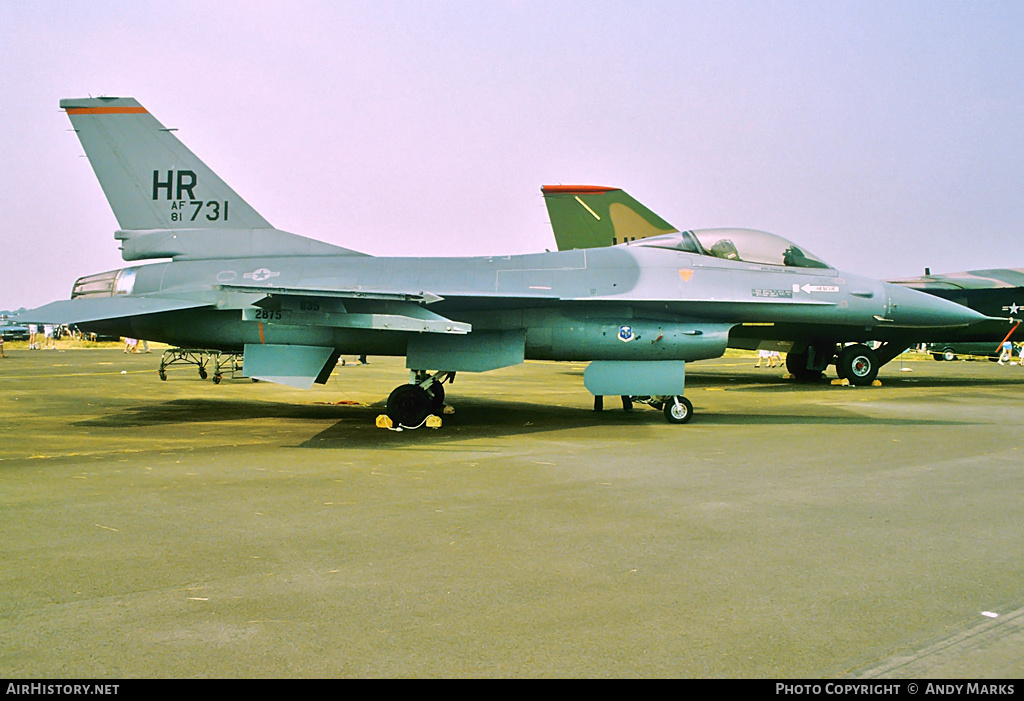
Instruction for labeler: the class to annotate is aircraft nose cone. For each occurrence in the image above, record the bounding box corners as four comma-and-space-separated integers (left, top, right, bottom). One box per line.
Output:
882, 283, 989, 328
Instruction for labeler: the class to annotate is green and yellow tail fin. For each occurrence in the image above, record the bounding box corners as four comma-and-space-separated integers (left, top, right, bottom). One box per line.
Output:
541, 185, 678, 250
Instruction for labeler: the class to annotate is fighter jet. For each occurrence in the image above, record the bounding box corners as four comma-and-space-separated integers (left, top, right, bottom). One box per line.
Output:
887, 268, 1024, 345
22, 98, 987, 426
543, 185, 1016, 385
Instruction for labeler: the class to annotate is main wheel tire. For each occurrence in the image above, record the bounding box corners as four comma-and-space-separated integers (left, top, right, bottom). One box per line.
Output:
425, 381, 445, 413
837, 344, 879, 386
786, 350, 825, 382
943, 349, 957, 362
786, 350, 807, 375
386, 384, 433, 427
663, 396, 693, 424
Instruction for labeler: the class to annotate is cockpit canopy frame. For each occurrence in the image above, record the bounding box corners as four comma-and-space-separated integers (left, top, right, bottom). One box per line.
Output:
632, 228, 832, 270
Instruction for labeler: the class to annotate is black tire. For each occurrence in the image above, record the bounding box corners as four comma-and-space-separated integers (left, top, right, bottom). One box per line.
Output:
663, 396, 693, 424
159, 371, 167, 381
786, 349, 807, 375
213, 374, 222, 384
425, 381, 445, 413
932, 353, 944, 361
786, 350, 825, 382
942, 349, 957, 362
199, 368, 208, 380
386, 384, 432, 427
837, 344, 879, 386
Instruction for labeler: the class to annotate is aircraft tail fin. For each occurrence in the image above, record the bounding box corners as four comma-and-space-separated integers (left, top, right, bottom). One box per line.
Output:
61, 97, 366, 261
62, 97, 271, 231
541, 185, 678, 251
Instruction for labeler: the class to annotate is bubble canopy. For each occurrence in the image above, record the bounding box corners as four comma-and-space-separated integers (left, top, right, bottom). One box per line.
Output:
634, 228, 832, 270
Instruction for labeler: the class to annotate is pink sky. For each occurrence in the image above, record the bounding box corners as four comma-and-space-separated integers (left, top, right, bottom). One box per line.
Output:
2, 0, 1023, 309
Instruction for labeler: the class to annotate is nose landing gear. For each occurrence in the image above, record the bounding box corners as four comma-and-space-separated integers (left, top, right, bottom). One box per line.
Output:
663, 395, 694, 424
594, 394, 695, 423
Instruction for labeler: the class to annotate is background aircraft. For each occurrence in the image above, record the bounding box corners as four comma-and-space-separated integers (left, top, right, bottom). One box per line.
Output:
22, 98, 988, 427
888, 268, 1024, 346
543, 185, 1020, 378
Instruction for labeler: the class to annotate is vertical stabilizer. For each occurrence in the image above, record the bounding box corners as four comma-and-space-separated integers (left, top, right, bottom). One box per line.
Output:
61, 97, 272, 231
541, 185, 678, 250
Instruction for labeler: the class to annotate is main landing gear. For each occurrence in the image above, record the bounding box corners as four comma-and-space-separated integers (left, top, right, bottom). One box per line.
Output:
835, 343, 879, 385
786, 342, 893, 387
385, 370, 454, 428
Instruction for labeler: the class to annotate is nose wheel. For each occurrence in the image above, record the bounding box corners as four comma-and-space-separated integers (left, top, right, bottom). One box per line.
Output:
663, 395, 693, 424
599, 394, 694, 423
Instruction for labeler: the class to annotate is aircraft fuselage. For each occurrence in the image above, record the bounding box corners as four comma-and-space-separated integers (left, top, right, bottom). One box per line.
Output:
73, 244, 974, 366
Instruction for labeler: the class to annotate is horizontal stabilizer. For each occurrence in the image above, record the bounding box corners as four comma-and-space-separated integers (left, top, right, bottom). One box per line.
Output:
242, 344, 339, 389
19, 296, 209, 325
117, 228, 367, 261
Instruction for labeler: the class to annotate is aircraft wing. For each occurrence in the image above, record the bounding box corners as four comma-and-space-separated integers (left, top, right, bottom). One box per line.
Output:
217, 283, 445, 304
217, 282, 478, 387
218, 283, 472, 335
18, 296, 212, 325
890, 268, 1024, 291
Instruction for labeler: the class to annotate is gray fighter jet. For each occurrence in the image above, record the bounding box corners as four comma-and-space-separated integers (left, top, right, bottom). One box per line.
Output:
23, 98, 988, 426
543, 185, 1018, 387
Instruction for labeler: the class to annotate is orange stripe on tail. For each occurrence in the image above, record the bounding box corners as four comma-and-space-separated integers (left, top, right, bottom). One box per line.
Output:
65, 106, 148, 115
541, 185, 620, 194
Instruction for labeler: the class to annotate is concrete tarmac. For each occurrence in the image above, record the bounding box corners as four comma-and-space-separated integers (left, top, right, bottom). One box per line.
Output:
2, 348, 1023, 678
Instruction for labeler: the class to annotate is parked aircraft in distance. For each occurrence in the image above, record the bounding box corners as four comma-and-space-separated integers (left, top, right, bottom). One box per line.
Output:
21, 99, 990, 427
543, 185, 1016, 384
888, 268, 1024, 345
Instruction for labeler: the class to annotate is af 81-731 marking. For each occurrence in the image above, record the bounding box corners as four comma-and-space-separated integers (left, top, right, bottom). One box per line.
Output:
169, 199, 229, 222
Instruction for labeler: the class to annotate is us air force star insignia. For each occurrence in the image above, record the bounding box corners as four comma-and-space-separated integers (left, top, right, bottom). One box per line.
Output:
618, 325, 634, 342
244, 268, 281, 282
1005, 302, 1021, 315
